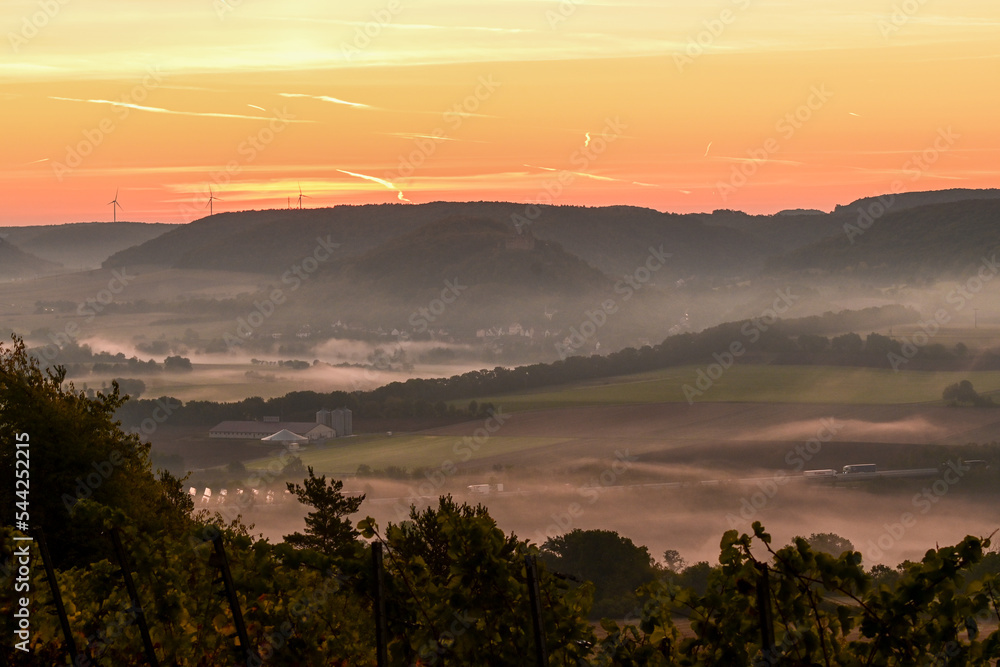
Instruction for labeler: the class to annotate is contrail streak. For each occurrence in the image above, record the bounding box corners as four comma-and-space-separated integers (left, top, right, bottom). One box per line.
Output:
337, 169, 410, 202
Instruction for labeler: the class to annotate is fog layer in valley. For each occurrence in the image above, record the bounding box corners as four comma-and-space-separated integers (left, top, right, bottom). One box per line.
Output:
238, 469, 999, 568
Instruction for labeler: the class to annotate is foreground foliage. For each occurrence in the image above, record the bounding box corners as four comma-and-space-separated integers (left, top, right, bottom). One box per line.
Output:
594, 523, 1000, 666
0, 335, 190, 568
358, 497, 595, 665
4, 515, 1000, 665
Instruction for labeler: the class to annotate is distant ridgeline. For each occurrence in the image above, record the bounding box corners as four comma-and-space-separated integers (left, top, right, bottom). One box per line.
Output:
100, 192, 1000, 282
114, 304, 1000, 430
7, 190, 1000, 285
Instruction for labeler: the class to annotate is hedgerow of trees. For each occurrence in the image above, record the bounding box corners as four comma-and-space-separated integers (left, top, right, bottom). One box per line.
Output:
110, 324, 998, 430
944, 380, 996, 407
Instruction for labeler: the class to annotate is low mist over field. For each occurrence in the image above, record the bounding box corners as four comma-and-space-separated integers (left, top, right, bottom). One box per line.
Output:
181, 397, 1000, 573
228, 458, 999, 569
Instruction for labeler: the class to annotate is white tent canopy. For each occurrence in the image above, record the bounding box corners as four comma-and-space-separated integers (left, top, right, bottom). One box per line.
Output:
260, 429, 308, 443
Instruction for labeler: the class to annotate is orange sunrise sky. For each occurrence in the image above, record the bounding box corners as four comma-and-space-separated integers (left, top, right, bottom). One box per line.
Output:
1, 0, 998, 225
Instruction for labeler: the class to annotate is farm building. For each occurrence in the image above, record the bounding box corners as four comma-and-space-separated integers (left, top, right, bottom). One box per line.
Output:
209, 408, 352, 440
260, 429, 308, 451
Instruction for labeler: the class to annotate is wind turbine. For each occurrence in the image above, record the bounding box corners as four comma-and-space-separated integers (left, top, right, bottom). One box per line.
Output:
297, 183, 311, 209
107, 188, 123, 223
206, 186, 220, 216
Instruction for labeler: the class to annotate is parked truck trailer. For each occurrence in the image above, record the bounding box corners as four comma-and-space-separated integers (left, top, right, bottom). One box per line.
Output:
842, 463, 877, 474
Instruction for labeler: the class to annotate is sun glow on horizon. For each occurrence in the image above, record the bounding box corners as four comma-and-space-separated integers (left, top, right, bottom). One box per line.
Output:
2, 1, 998, 225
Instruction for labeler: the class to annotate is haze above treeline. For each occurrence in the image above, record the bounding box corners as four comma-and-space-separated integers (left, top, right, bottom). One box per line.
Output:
3, 187, 1000, 394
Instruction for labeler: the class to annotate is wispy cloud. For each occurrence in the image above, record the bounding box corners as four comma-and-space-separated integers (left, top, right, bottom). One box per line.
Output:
710, 156, 806, 167
279, 93, 370, 108
389, 23, 533, 34
523, 163, 660, 188
385, 132, 458, 142
260, 16, 533, 35
383, 131, 491, 144
48, 97, 314, 122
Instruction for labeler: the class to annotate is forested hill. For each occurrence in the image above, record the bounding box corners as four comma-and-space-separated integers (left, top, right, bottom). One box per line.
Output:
0, 221, 176, 270
336, 216, 609, 296
768, 198, 1000, 278
834, 187, 1000, 215
101, 201, 771, 279
0, 236, 62, 280
101, 190, 1000, 284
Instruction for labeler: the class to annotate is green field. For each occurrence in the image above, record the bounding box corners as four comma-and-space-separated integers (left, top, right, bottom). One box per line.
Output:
461, 365, 1000, 412
245, 364, 1000, 475
248, 433, 569, 475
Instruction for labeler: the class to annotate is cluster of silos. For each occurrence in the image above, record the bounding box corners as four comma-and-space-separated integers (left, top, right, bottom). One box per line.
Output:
315, 408, 352, 437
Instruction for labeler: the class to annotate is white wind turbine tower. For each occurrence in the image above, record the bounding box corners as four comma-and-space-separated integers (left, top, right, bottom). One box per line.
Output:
297, 183, 311, 209
107, 188, 123, 223
206, 186, 220, 216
